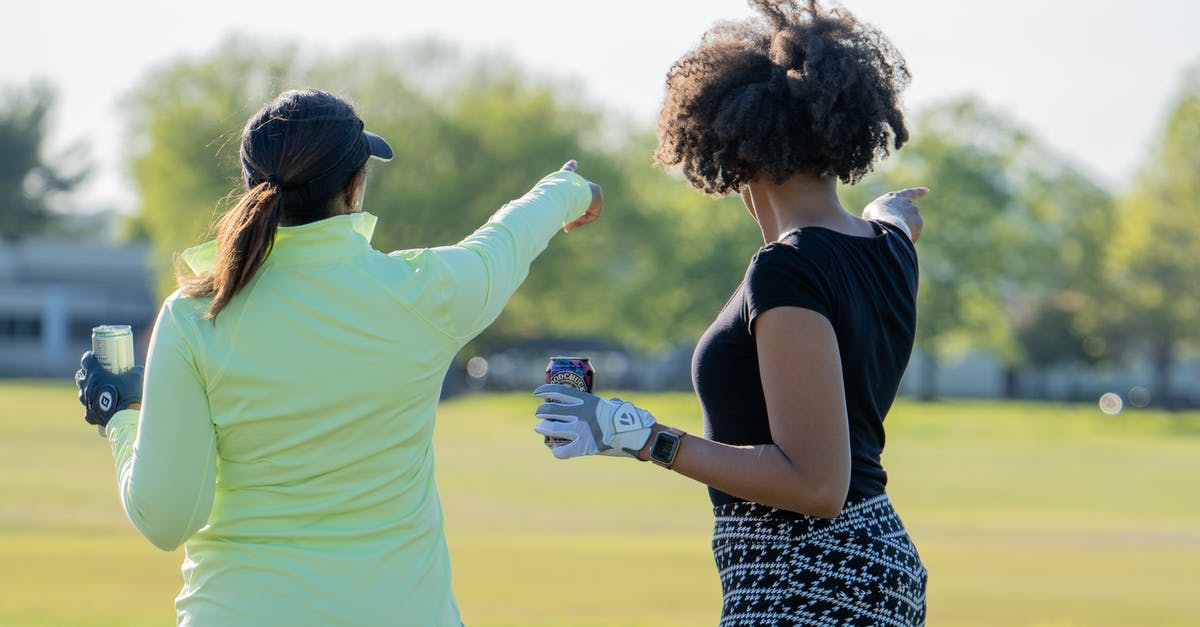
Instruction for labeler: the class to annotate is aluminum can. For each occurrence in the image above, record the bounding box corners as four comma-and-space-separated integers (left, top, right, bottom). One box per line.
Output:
544, 357, 594, 447
91, 325, 135, 436
92, 325, 135, 374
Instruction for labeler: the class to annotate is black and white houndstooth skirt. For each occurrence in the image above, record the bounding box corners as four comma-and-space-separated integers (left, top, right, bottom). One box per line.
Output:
712, 494, 927, 626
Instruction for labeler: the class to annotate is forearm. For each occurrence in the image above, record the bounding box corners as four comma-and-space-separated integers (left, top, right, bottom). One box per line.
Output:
635, 424, 848, 519
430, 170, 592, 339
459, 171, 590, 287
106, 409, 141, 484
106, 407, 217, 551
533, 382, 848, 518
472, 171, 591, 247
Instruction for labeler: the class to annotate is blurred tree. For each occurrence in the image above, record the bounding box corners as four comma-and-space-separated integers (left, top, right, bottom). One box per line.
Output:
530, 132, 763, 352
860, 99, 1114, 400
1006, 165, 1115, 396
0, 81, 89, 240
1108, 63, 1200, 408
124, 39, 762, 353
126, 42, 1142, 395
867, 100, 1026, 399
318, 48, 765, 352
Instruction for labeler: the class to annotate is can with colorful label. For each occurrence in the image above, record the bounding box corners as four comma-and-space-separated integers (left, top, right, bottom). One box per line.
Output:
91, 325, 135, 436
544, 357, 594, 447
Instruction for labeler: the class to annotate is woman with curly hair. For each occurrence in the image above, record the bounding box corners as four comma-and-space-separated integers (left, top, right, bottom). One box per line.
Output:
532, 1, 928, 624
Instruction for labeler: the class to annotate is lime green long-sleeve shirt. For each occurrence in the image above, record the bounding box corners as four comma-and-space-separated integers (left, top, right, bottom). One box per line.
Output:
103, 171, 592, 626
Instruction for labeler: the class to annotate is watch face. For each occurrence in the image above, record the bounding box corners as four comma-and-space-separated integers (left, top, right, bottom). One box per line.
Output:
651, 433, 679, 462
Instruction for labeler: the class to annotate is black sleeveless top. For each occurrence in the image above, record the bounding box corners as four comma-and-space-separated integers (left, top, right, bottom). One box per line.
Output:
691, 221, 918, 507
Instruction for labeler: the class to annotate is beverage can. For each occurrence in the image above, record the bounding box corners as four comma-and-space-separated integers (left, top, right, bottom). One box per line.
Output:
91, 325, 135, 436
544, 357, 594, 447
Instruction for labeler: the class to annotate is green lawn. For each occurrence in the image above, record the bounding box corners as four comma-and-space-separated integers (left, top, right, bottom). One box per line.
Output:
2, 380, 1198, 626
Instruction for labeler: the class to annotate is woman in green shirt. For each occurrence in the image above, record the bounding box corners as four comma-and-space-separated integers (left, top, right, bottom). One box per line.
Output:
73, 88, 601, 626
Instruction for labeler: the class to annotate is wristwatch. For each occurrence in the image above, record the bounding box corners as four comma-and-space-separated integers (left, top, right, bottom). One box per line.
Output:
649, 427, 686, 468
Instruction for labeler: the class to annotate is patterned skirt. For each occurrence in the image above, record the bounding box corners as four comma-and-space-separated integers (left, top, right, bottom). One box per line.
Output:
712, 494, 927, 626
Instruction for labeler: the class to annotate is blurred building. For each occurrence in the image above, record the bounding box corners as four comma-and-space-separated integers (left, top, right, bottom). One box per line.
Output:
0, 237, 156, 377
452, 339, 1198, 409
4, 233, 1194, 408
900, 351, 1200, 408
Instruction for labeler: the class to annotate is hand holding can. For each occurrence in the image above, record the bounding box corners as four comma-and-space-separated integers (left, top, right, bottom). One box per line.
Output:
543, 357, 594, 447
89, 325, 136, 436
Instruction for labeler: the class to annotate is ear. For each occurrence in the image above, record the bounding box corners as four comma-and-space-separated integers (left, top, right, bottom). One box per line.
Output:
344, 170, 367, 212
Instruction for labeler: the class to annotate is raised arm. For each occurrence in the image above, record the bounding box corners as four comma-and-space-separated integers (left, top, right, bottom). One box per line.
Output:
861, 187, 928, 243
391, 163, 600, 345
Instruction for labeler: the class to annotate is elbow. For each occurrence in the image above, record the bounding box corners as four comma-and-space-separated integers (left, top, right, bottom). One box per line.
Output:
142, 529, 185, 552
121, 494, 191, 552
808, 493, 848, 520
813, 471, 851, 519
779, 475, 850, 520
126, 506, 189, 552
115, 458, 214, 552
780, 487, 846, 520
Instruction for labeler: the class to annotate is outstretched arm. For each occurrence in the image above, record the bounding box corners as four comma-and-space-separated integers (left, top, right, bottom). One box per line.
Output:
390, 162, 601, 345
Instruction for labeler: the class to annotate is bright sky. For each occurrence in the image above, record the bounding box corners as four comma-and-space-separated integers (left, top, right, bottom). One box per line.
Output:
2, 0, 1197, 210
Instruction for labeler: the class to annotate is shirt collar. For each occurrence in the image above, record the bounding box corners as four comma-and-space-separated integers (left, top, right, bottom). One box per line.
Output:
181, 211, 378, 274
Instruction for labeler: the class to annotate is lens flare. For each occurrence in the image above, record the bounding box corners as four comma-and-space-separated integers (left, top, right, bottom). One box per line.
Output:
466, 356, 489, 379
1098, 392, 1123, 415
1128, 386, 1151, 408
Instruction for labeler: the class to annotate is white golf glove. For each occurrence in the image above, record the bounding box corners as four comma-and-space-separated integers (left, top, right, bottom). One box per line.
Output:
533, 384, 656, 460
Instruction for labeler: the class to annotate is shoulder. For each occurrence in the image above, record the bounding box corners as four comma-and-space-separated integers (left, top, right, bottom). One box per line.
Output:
149, 291, 211, 364
158, 290, 216, 345
744, 234, 834, 319
745, 228, 893, 317
750, 230, 836, 276
875, 220, 917, 251
163, 289, 210, 320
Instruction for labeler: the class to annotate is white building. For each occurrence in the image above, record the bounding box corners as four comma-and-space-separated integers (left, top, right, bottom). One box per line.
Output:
0, 237, 155, 377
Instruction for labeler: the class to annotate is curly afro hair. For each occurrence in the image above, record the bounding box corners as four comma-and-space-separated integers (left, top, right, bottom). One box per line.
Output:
655, 0, 910, 196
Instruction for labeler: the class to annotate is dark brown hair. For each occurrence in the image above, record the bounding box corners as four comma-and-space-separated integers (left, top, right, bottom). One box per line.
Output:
180, 89, 369, 319
655, 0, 910, 195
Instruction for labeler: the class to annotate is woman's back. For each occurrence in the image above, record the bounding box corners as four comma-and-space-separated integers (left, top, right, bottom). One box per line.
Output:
79, 87, 599, 627
111, 171, 592, 626
166, 214, 464, 624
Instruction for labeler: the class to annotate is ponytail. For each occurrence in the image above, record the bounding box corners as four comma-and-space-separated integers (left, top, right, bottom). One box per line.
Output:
177, 88, 390, 319
180, 181, 284, 320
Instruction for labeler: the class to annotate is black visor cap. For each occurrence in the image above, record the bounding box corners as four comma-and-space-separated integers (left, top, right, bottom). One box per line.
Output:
364, 131, 393, 161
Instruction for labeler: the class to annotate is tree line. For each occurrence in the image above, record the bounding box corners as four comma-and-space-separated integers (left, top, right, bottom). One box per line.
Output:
3, 39, 1197, 406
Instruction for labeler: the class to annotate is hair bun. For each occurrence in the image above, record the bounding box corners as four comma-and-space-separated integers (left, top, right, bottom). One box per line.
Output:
768, 28, 807, 70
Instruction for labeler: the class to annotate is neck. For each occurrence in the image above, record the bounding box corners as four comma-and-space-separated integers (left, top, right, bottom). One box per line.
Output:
743, 174, 862, 242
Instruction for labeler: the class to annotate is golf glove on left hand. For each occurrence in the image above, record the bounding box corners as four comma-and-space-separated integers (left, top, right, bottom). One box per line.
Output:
533, 384, 656, 460
75, 351, 144, 428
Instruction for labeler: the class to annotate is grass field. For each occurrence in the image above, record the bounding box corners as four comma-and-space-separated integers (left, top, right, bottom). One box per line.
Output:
2, 380, 1199, 626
